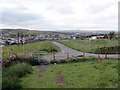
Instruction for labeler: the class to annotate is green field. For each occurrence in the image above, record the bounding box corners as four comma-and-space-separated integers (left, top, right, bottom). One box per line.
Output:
20, 58, 118, 88
2, 41, 60, 60
57, 39, 119, 54
2, 39, 119, 88
2, 54, 118, 88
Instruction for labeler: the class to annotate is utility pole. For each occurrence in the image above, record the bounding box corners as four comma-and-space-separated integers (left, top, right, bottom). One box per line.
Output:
17, 33, 19, 46
21, 33, 24, 45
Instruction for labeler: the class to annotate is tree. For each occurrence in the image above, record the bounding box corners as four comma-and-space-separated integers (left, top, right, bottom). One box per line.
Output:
109, 32, 115, 40
104, 34, 108, 39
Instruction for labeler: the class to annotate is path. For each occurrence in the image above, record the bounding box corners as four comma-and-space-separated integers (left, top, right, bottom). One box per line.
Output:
56, 72, 64, 83
44, 42, 119, 60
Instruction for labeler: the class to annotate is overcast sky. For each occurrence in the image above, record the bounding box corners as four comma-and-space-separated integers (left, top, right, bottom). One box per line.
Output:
0, 0, 119, 31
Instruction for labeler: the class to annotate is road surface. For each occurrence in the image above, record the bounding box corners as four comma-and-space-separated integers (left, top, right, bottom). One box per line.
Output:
44, 42, 119, 60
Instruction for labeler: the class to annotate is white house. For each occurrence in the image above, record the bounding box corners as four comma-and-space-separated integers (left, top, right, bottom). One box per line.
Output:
89, 35, 104, 40
89, 36, 97, 40
73, 36, 76, 40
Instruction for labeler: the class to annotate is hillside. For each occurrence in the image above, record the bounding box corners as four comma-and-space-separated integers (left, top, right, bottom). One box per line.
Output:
1, 29, 63, 35
58, 30, 118, 35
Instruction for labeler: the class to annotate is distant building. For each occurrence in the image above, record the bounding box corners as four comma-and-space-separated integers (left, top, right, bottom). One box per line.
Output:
72, 36, 76, 40
89, 36, 97, 40
89, 35, 104, 40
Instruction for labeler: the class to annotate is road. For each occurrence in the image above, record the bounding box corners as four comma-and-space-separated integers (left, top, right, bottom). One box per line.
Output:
44, 42, 119, 60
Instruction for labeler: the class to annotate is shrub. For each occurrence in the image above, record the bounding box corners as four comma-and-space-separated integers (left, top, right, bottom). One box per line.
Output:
2, 75, 20, 89
57, 59, 68, 63
7, 63, 32, 77
95, 45, 120, 54
2, 62, 32, 89
50, 60, 58, 64
18, 56, 39, 65
41, 47, 58, 53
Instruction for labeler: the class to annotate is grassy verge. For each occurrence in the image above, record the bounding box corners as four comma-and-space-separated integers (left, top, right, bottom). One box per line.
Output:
57, 39, 119, 54
20, 58, 118, 88
2, 41, 60, 60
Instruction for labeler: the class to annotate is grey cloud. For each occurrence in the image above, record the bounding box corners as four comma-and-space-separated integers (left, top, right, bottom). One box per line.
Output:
1, 6, 49, 28
0, 0, 117, 31
2, 7, 38, 24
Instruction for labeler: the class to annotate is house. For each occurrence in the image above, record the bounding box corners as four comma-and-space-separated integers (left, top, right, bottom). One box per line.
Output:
89, 36, 97, 40
89, 35, 104, 40
73, 36, 76, 40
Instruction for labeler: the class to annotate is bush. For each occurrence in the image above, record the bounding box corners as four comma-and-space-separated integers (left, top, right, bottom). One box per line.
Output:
49, 56, 97, 65
18, 56, 39, 65
50, 60, 58, 64
41, 47, 58, 53
2, 75, 20, 89
57, 59, 68, 63
2, 62, 32, 89
95, 45, 120, 54
7, 63, 32, 77
70, 59, 81, 62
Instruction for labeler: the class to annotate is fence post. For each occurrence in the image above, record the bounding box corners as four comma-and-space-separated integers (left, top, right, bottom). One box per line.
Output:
7, 47, 10, 58
53, 53, 55, 60
38, 53, 40, 62
2, 50, 4, 60
105, 47, 107, 58
105, 53, 107, 59
67, 53, 69, 60
29, 47, 32, 56
22, 45, 25, 55
83, 52, 85, 57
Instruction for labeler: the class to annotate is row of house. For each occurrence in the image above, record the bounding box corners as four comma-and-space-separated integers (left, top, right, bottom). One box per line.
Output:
71, 34, 118, 40
1, 33, 71, 45
71, 34, 105, 40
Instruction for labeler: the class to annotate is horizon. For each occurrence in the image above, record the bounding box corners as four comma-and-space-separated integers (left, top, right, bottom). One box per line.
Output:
0, 0, 118, 31
1, 28, 118, 32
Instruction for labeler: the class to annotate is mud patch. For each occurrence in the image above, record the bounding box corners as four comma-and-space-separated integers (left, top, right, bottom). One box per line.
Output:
37, 65, 48, 72
56, 72, 64, 83
38, 75, 43, 77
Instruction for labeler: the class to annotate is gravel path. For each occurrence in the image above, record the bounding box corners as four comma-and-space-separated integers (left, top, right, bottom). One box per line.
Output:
44, 42, 119, 60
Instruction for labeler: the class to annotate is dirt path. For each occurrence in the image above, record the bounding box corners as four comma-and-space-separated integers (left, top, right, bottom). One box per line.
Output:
37, 65, 65, 84
56, 72, 64, 83
37, 65, 48, 72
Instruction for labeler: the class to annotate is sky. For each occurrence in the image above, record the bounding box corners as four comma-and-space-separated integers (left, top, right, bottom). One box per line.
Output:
0, 0, 119, 31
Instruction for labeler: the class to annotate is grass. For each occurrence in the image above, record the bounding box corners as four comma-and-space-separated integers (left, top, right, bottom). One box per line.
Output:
20, 58, 118, 88
0, 66, 1, 90
2, 61, 33, 89
57, 39, 119, 54
2, 41, 60, 60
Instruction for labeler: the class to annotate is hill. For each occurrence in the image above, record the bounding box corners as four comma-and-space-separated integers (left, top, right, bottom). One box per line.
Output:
1, 29, 63, 35
58, 30, 118, 35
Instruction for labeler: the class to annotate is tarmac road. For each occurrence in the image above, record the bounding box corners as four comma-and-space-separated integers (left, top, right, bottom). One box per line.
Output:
44, 42, 119, 60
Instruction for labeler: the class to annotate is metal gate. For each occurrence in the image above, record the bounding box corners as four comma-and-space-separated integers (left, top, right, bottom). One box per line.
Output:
32, 51, 47, 62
